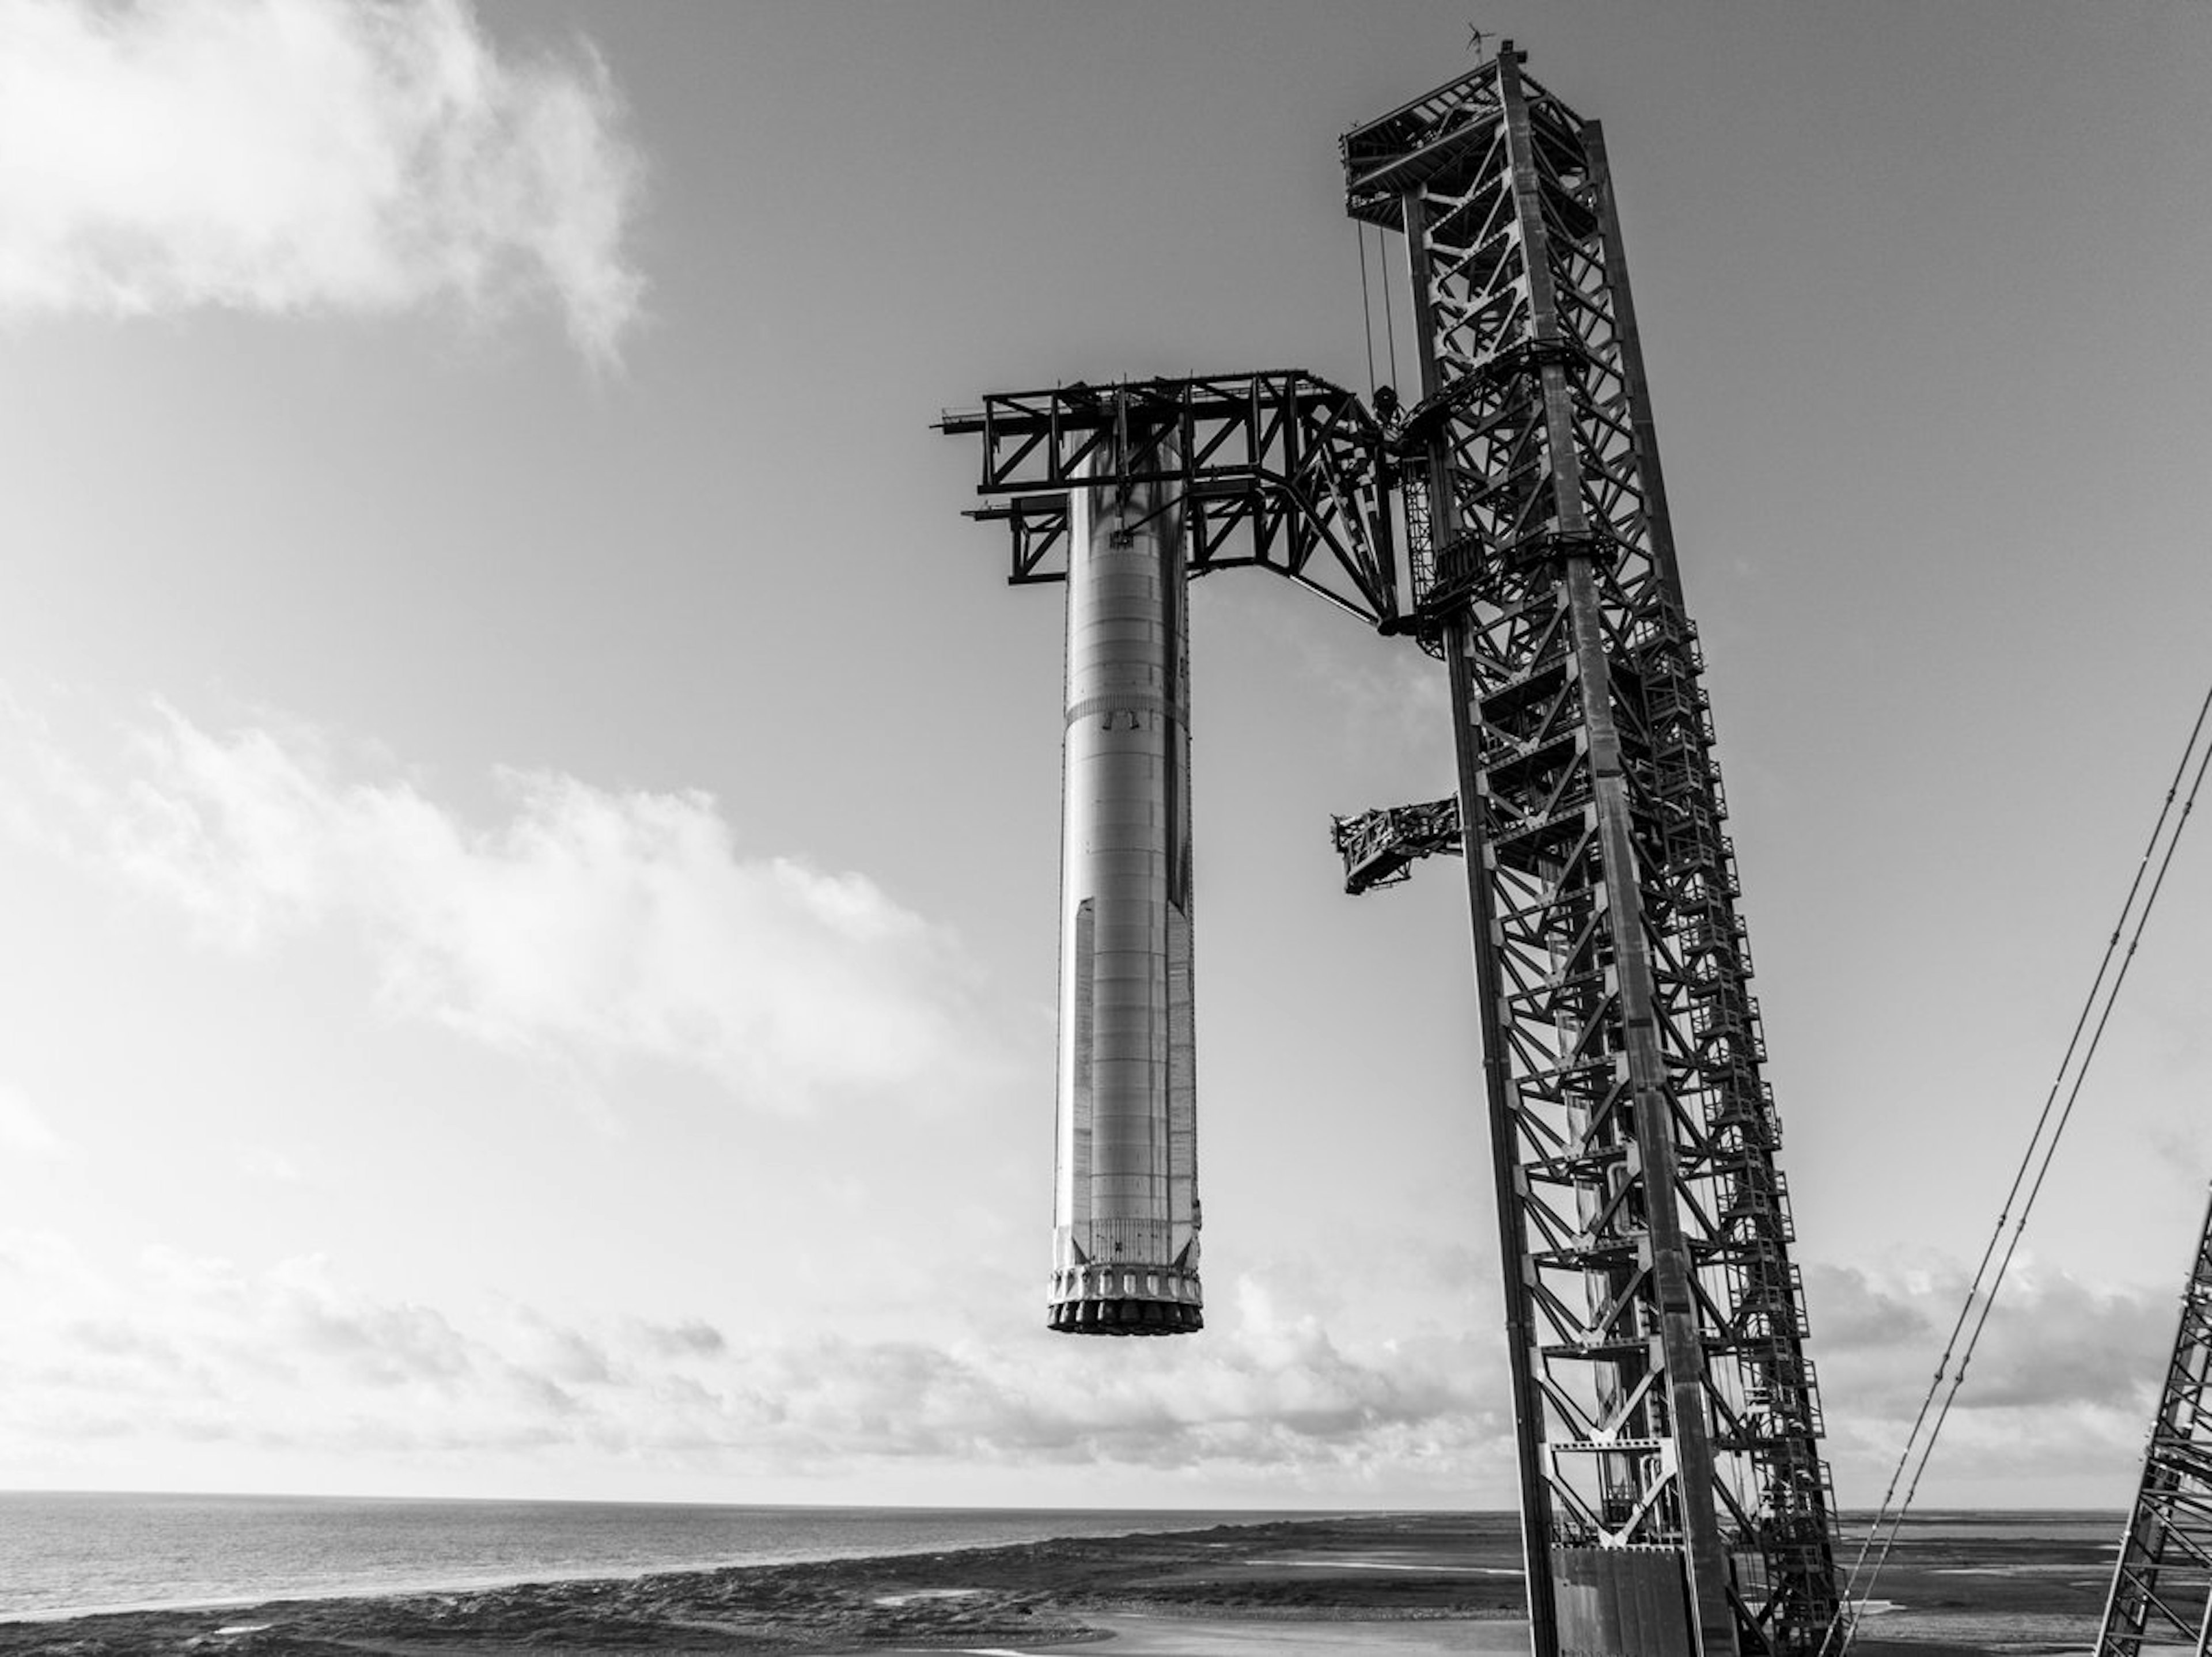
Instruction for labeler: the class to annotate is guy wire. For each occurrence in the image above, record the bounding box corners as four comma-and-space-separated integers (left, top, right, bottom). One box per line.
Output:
1824, 672, 2212, 1654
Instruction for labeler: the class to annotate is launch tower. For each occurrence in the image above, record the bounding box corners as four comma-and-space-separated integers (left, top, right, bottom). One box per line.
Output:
1334, 52, 1840, 1654
943, 45, 1840, 1657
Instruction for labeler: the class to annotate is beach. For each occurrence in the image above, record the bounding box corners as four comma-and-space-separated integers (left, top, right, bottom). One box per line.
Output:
0, 1510, 2116, 1656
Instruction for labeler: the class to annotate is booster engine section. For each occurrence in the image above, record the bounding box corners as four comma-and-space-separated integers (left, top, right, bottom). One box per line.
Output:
1050, 453, 1202, 1336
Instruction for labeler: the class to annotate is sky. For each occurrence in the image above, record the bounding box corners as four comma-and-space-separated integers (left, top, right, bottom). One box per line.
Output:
0, 0, 2209, 1516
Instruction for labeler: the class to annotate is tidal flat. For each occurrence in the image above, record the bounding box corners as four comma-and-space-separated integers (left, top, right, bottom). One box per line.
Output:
0, 1510, 2113, 1655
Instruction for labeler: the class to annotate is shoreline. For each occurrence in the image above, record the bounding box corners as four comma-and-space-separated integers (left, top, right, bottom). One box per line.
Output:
0, 1514, 1520, 1655
0, 1510, 2113, 1656
0, 1500, 1367, 1627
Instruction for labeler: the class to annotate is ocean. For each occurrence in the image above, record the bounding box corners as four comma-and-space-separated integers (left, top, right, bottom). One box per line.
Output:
0, 1492, 1334, 1621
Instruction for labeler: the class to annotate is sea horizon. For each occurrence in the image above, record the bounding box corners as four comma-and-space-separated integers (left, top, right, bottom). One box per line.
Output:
0, 1490, 1381, 1622
0, 1483, 1391, 1512
0, 1481, 2124, 1516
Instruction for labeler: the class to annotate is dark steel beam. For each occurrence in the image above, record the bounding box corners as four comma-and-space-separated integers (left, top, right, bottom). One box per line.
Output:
938, 373, 1400, 624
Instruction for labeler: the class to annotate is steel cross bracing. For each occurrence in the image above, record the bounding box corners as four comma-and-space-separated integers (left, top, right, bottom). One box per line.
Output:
935, 371, 1399, 626
1330, 797, 1464, 895
2098, 1185, 2212, 1656
1340, 47, 1840, 1655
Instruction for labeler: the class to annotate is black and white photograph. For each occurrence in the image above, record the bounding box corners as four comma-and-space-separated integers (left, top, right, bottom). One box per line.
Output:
2, 4, 2210, 1654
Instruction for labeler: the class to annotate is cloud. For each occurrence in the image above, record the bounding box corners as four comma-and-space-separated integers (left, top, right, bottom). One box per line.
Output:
0, 1235, 1510, 1494
4, 699, 997, 1113
1805, 1258, 2174, 1500
236, 1145, 306, 1184
6, 1225, 2169, 1504
0, 1081, 70, 1158
0, 0, 644, 361
634, 1318, 726, 1360
1809, 1259, 2172, 1414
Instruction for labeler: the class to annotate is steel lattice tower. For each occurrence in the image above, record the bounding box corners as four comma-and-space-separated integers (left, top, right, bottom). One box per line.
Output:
1340, 51, 1839, 1654
2099, 1185, 2212, 1655
942, 43, 1841, 1657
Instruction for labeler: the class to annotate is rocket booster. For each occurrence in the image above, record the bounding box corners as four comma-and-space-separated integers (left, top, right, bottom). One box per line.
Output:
1048, 452, 1202, 1336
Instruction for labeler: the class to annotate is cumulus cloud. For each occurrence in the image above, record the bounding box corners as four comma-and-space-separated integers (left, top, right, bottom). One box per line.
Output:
0, 0, 644, 361
5, 700, 996, 1113
0, 1235, 1509, 1493
236, 1144, 306, 1184
1805, 1258, 2174, 1499
1809, 1259, 2172, 1413
11, 1224, 2172, 1504
0, 1081, 70, 1158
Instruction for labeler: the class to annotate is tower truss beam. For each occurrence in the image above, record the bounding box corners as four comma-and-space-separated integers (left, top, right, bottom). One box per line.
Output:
937, 371, 1399, 624
1330, 796, 1464, 894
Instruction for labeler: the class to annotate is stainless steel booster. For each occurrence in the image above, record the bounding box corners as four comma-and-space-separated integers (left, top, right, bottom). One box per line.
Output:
1048, 449, 1201, 1334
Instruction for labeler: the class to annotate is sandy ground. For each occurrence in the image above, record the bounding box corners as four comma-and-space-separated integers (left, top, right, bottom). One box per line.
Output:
863, 1611, 1533, 1655
1063, 1610, 1527, 1653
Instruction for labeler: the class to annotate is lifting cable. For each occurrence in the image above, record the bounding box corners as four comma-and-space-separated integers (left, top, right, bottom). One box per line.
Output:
1357, 223, 1380, 399
1825, 672, 2212, 1655
1380, 225, 1401, 389
1353, 219, 1404, 396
